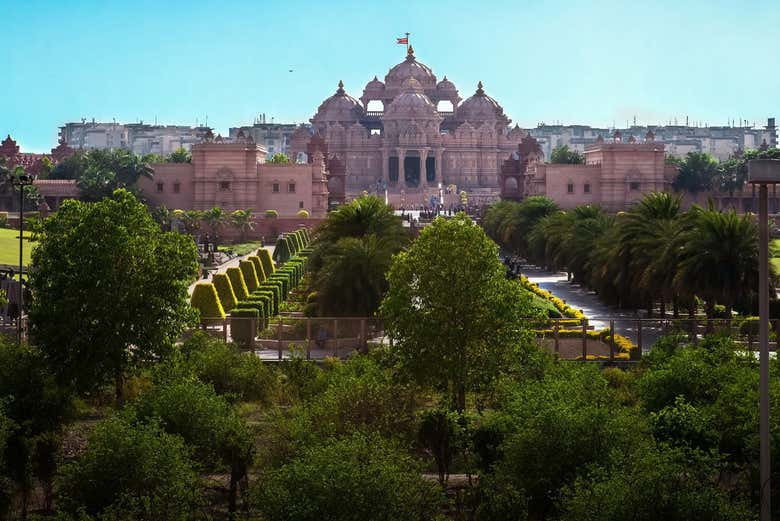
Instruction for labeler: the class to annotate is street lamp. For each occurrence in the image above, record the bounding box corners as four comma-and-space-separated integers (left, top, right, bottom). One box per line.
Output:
11, 171, 35, 345
748, 158, 780, 521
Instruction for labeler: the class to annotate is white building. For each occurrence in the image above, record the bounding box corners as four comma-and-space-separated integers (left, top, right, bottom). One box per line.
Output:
60, 120, 212, 156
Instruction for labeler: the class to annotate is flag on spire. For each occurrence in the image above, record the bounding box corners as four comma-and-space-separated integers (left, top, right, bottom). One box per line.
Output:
396, 36, 408, 44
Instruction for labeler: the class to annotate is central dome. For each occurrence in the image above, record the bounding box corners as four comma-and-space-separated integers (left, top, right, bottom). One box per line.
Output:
385, 46, 437, 90
383, 77, 439, 121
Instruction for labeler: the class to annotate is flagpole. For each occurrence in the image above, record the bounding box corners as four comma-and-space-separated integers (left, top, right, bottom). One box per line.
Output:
406, 32, 410, 53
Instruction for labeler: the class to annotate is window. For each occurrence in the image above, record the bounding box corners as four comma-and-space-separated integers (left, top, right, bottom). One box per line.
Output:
299, 201, 304, 209
156, 182, 164, 193
630, 182, 640, 191
220, 181, 231, 191
584, 183, 591, 194
567, 183, 574, 194
173, 182, 180, 194
272, 183, 280, 193
288, 182, 296, 193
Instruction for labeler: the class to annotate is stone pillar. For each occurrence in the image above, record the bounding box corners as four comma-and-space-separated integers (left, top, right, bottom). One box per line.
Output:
420, 148, 429, 188
435, 149, 443, 187
397, 147, 406, 188
381, 149, 389, 186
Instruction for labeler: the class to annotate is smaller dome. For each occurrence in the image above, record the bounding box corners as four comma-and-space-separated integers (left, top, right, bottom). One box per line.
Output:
365, 76, 384, 91
436, 76, 456, 91
383, 78, 439, 121
311, 80, 364, 125
456, 81, 509, 125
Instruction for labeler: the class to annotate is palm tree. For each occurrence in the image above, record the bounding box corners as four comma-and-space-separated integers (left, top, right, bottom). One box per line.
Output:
230, 209, 255, 242
674, 206, 767, 318
203, 207, 227, 245
181, 210, 204, 236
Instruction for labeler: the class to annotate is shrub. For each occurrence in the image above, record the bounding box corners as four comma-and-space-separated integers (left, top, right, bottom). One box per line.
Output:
239, 260, 260, 292
256, 433, 442, 521
265, 209, 278, 218
0, 212, 7, 228
269, 273, 290, 296
231, 308, 259, 348
190, 282, 225, 320
257, 248, 276, 276
212, 273, 237, 312
297, 209, 309, 218
248, 255, 266, 282
226, 267, 250, 301
259, 282, 282, 313
242, 295, 271, 320
253, 290, 276, 316
519, 276, 586, 321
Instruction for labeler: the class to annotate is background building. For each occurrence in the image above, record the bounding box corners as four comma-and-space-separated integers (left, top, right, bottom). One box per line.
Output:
60, 120, 212, 156
528, 118, 776, 161
229, 117, 304, 158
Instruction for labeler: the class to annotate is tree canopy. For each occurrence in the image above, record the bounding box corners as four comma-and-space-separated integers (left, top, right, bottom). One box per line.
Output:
550, 144, 585, 164
29, 189, 199, 404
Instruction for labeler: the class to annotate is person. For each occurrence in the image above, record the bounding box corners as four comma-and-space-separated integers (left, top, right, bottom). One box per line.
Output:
316, 326, 328, 350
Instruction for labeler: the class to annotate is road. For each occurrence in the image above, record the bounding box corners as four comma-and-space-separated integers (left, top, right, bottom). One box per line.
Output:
523, 266, 664, 351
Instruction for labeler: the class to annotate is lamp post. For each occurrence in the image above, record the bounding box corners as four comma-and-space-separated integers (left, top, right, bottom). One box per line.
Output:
748, 159, 780, 521
11, 171, 35, 345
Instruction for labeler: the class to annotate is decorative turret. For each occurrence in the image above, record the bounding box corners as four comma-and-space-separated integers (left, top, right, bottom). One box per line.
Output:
454, 81, 510, 128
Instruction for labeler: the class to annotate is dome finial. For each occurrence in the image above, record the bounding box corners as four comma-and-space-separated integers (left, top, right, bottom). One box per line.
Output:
337, 80, 344, 94
407, 45, 414, 58
476, 81, 484, 95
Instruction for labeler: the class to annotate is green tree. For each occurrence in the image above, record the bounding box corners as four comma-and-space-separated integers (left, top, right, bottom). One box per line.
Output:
132, 378, 254, 519
672, 151, 718, 193
54, 149, 154, 201
202, 206, 226, 245
268, 153, 290, 164
256, 433, 442, 521
229, 209, 254, 241
29, 189, 199, 404
166, 147, 192, 163
380, 214, 536, 411
718, 147, 780, 194
550, 144, 585, 164
482, 197, 558, 256
57, 415, 200, 521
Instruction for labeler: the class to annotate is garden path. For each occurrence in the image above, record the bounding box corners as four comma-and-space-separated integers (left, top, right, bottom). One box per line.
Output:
523, 266, 664, 352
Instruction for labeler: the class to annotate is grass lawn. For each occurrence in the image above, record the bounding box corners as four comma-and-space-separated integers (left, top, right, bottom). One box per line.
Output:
524, 288, 562, 318
0, 227, 33, 266
772, 239, 780, 273
217, 240, 263, 257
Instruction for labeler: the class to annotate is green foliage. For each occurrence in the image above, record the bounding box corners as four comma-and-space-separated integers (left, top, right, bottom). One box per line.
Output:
672, 151, 718, 193
230, 307, 260, 347
57, 415, 200, 520
212, 273, 237, 312
255, 433, 442, 521
482, 197, 558, 255
52, 149, 154, 201
229, 209, 254, 241
189, 282, 225, 320
165, 147, 191, 163
257, 247, 275, 276
297, 209, 309, 218
718, 147, 780, 194
180, 332, 276, 403
29, 189, 199, 402
247, 255, 266, 282
272, 235, 292, 264
268, 153, 290, 164
381, 214, 537, 410
550, 144, 585, 164
265, 209, 278, 218
239, 259, 260, 292
226, 266, 250, 301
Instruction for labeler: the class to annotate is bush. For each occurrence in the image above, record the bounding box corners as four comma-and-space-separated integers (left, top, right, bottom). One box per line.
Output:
226, 267, 250, 301
254, 289, 277, 316
58, 416, 200, 520
297, 209, 309, 218
239, 260, 260, 292
0, 212, 7, 228
190, 282, 225, 320
519, 276, 586, 321
265, 209, 278, 218
247, 255, 266, 282
212, 273, 237, 312
231, 308, 260, 348
256, 433, 442, 521
269, 273, 290, 296
241, 296, 271, 321
259, 282, 282, 314
257, 248, 275, 276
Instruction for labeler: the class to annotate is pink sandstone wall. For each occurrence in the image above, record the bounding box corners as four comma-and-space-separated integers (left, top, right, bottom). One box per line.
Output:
535, 164, 602, 209
138, 163, 195, 209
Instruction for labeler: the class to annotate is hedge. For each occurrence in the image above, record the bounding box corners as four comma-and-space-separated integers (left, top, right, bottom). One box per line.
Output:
248, 255, 266, 282
226, 267, 250, 301
190, 282, 225, 321
212, 273, 237, 312
269, 273, 289, 296
230, 307, 259, 347
258, 282, 281, 314
257, 248, 275, 276
519, 275, 586, 322
239, 260, 260, 292
536, 328, 635, 360
273, 235, 293, 265
253, 289, 277, 316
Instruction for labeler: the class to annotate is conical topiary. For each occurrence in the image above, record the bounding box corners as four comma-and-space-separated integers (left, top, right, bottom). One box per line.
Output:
190, 282, 225, 321
212, 273, 237, 312
257, 248, 275, 276
239, 260, 260, 292
248, 255, 266, 283
226, 267, 250, 301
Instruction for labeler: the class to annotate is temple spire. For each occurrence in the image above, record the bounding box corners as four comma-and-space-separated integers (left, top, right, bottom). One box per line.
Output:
337, 80, 345, 94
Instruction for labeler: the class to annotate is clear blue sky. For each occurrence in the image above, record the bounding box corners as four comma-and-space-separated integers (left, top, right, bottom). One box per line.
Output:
1, 0, 777, 152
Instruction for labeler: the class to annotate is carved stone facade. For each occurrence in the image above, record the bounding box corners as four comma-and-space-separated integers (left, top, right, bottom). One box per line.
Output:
289, 46, 525, 203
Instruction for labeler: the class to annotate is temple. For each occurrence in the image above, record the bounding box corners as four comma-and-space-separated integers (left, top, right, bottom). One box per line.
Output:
289, 46, 526, 205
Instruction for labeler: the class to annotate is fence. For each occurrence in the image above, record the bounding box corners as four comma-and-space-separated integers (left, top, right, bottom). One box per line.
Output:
190, 315, 780, 362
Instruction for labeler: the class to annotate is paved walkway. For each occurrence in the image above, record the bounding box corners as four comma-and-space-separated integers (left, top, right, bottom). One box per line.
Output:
523, 266, 664, 351
188, 245, 274, 295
